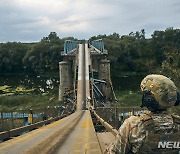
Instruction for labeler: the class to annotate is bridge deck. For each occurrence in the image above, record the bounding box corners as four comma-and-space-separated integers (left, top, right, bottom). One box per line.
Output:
0, 112, 82, 153
0, 111, 103, 154
55, 110, 102, 154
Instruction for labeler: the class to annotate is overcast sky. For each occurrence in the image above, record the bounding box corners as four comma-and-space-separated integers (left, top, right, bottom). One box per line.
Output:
0, 0, 180, 42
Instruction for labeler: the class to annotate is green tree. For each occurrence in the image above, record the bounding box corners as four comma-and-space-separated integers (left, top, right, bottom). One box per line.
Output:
0, 42, 29, 73
23, 32, 63, 73
161, 49, 180, 85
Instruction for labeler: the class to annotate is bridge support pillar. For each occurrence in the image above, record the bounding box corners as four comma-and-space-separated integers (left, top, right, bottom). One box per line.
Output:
92, 58, 98, 71
59, 61, 72, 101
98, 59, 111, 100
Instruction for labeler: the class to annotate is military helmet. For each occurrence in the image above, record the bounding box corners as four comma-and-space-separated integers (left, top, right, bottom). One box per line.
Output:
140, 74, 177, 109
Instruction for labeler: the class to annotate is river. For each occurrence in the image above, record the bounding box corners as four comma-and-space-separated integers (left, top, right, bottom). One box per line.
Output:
0, 74, 144, 94
0, 74, 59, 96
0, 74, 145, 108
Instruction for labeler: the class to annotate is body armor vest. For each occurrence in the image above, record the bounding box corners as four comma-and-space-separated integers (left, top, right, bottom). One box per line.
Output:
136, 113, 180, 154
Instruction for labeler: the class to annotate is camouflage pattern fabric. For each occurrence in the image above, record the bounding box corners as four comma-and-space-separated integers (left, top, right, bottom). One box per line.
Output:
105, 110, 178, 154
140, 74, 177, 109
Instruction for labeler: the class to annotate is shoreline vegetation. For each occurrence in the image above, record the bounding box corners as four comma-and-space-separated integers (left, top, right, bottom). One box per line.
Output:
0, 90, 179, 115
0, 94, 61, 111
0, 28, 179, 114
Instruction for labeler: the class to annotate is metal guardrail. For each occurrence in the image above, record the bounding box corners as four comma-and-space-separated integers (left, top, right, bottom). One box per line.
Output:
0, 106, 69, 132
92, 110, 118, 136
91, 39, 104, 53
63, 39, 106, 55
0, 113, 70, 141
64, 40, 78, 54
95, 107, 146, 129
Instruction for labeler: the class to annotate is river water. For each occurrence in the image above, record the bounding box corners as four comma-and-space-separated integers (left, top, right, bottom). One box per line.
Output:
0, 74, 144, 95
0, 75, 59, 95
0, 74, 146, 98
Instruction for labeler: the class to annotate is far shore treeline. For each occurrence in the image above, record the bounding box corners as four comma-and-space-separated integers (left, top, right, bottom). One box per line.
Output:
0, 28, 179, 85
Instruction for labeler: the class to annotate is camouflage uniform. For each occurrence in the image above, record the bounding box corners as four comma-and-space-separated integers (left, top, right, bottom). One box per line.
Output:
106, 110, 179, 154
105, 75, 179, 154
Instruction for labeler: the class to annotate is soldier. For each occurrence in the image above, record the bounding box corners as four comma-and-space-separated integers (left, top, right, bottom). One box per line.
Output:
105, 74, 180, 154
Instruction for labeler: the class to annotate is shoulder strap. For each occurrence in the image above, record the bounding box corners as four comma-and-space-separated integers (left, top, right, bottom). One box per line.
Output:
172, 114, 180, 124
140, 113, 154, 127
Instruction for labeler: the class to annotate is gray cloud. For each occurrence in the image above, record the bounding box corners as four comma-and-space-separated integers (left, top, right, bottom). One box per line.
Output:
0, 0, 180, 42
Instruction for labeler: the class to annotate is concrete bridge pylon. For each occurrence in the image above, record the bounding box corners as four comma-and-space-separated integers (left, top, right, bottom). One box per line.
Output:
59, 61, 72, 101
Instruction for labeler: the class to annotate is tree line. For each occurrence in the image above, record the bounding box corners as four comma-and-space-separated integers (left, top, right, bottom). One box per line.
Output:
0, 32, 75, 74
91, 28, 180, 85
0, 28, 179, 85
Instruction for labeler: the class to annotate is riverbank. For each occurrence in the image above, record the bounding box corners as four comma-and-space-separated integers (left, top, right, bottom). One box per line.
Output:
0, 73, 179, 115
115, 90, 141, 106
0, 94, 61, 111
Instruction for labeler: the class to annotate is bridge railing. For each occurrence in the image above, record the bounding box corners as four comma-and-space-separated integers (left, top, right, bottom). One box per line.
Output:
0, 113, 70, 141
64, 40, 78, 54
91, 39, 105, 53
0, 106, 72, 133
95, 107, 146, 129
63, 39, 107, 54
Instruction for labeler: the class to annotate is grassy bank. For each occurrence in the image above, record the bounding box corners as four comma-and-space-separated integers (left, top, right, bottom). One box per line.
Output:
0, 94, 61, 111
0, 90, 179, 115
115, 90, 142, 107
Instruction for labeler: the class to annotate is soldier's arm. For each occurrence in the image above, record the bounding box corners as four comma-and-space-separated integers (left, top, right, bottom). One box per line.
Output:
105, 118, 131, 154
